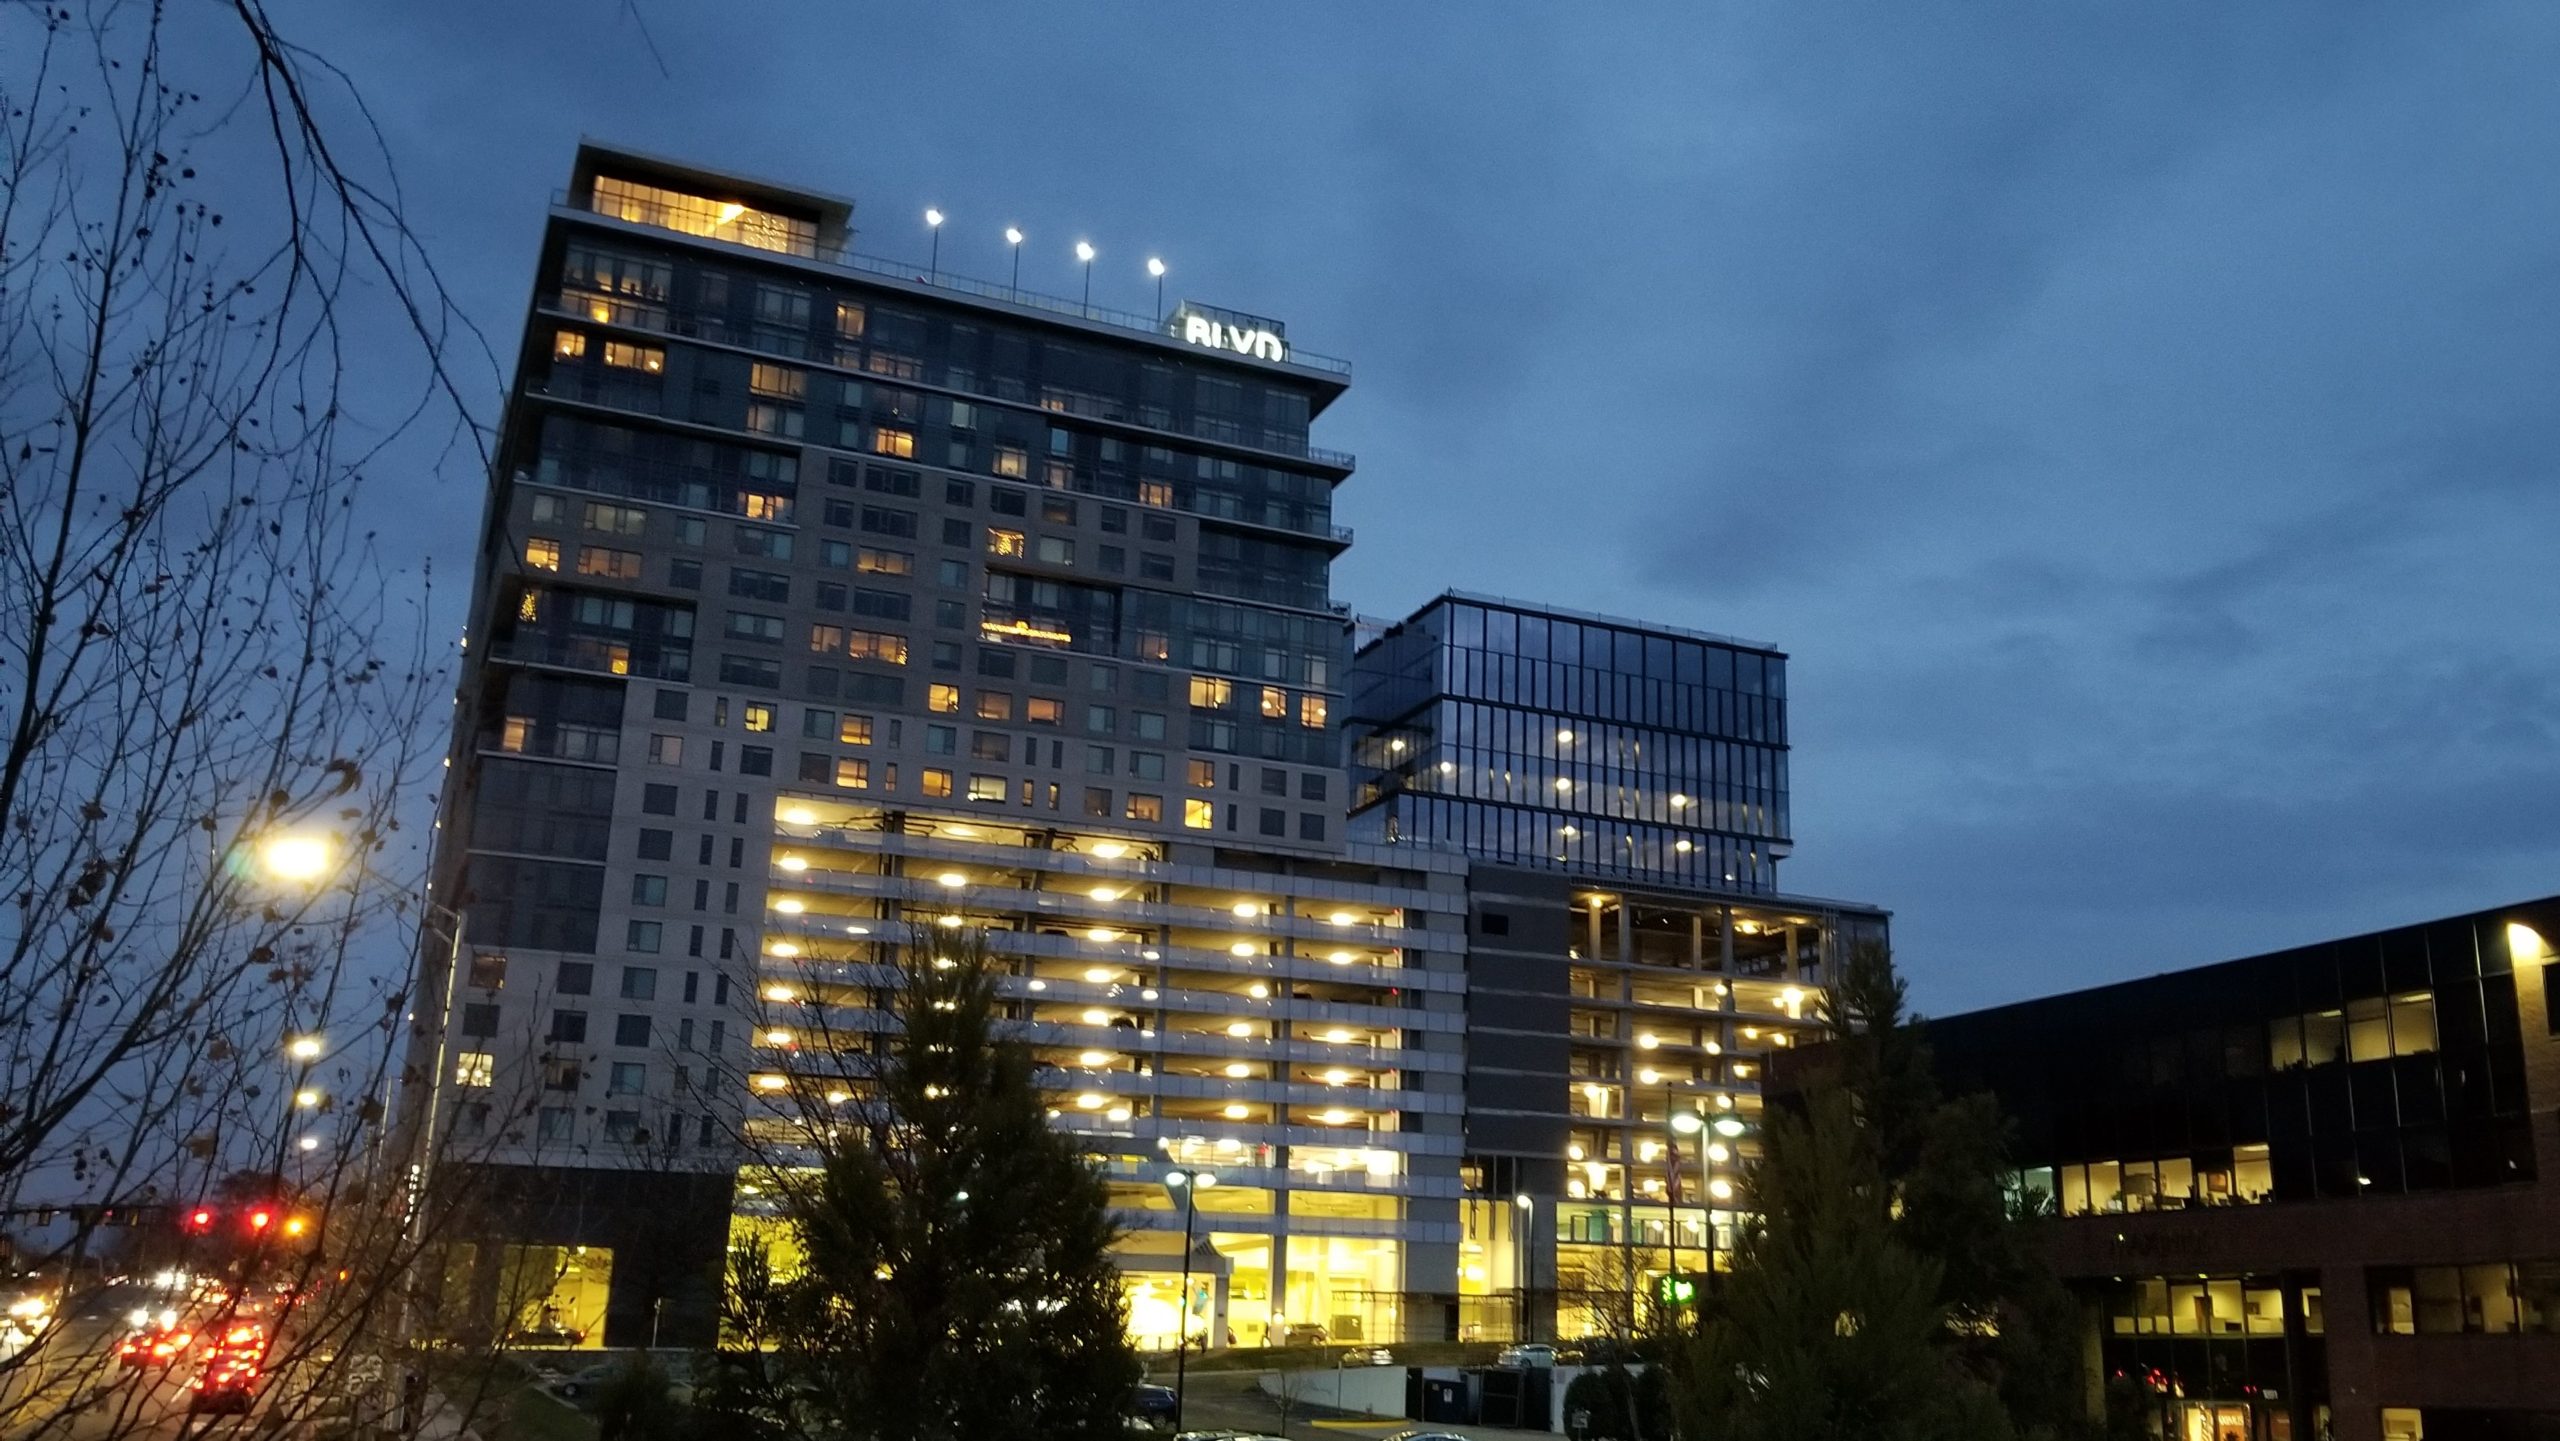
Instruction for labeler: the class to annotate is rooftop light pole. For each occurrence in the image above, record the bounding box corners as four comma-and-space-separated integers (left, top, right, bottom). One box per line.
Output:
1076, 241, 1096, 315
1668, 1109, 1704, 1316
924, 208, 944, 282
1148, 256, 1167, 323
1513, 1191, 1536, 1342
1005, 226, 1025, 293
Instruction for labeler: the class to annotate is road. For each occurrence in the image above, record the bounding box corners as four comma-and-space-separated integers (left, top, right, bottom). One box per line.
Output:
0, 1282, 345, 1441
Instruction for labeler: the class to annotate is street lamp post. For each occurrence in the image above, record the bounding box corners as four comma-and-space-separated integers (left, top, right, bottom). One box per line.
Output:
1513, 1192, 1536, 1343
924, 208, 944, 282
1005, 227, 1024, 293
1075, 241, 1096, 314
1667, 1110, 1702, 1303
1147, 257, 1167, 322
1707, 1115, 1745, 1295
1164, 1168, 1217, 1432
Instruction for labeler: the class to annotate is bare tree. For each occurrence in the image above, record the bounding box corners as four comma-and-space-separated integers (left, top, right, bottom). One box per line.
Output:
0, 1, 501, 1435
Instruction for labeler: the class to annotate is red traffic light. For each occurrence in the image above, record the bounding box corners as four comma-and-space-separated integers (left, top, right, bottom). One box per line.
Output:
185, 1209, 216, 1232
247, 1209, 272, 1232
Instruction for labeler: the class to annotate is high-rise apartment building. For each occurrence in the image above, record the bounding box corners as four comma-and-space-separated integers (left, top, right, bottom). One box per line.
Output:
413, 144, 1467, 1348
1347, 595, 1887, 1340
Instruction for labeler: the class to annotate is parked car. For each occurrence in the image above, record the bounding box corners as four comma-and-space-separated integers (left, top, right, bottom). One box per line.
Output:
1281, 1323, 1329, 1346
1384, 1431, 1472, 1441
1131, 1383, 1179, 1429
1345, 1346, 1396, 1365
1496, 1342, 1557, 1368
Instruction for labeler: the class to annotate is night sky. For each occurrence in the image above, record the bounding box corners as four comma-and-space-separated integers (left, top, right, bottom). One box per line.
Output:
273, 1, 2560, 1015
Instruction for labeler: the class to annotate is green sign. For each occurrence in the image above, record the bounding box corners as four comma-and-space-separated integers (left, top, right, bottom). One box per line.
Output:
1655, 1274, 1697, 1307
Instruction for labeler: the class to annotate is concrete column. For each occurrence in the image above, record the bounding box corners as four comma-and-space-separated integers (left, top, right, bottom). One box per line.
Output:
2322, 1262, 2381, 1441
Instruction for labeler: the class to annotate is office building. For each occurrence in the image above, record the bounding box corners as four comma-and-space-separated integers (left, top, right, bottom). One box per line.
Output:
1346, 595, 1889, 1339
411, 142, 1466, 1348
1924, 897, 2560, 1441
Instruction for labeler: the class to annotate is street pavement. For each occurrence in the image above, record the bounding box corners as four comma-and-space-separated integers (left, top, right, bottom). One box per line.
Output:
1169, 1368, 1555, 1441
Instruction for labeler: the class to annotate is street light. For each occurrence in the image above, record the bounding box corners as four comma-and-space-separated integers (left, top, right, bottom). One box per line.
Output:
924, 208, 944, 281
1075, 241, 1096, 314
1668, 1110, 1704, 1309
285, 1036, 324, 1062
1004, 226, 1024, 292
256, 832, 334, 884
1513, 1192, 1536, 1343
1147, 256, 1167, 322
1163, 1168, 1218, 1432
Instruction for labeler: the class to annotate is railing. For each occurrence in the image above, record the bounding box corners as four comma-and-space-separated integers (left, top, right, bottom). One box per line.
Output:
557, 189, 1353, 376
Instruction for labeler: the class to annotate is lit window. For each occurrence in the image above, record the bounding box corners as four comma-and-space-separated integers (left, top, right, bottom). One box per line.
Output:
576, 546, 642, 580
1260, 687, 1288, 719
1189, 677, 1232, 709
872, 427, 916, 458
847, 629, 909, 665
455, 1052, 495, 1088
834, 759, 870, 790
921, 768, 953, 798
1026, 698, 1063, 727
808, 624, 843, 654
742, 704, 774, 733
750, 363, 806, 399
500, 717, 531, 753
836, 301, 866, 338
992, 447, 1029, 479
588, 175, 816, 256
928, 684, 960, 713
985, 528, 1027, 558
1301, 695, 1328, 729
976, 692, 1013, 721
1184, 799, 1215, 829
741, 493, 791, 522
605, 644, 631, 676
1125, 794, 1163, 823
519, 590, 540, 621
839, 714, 874, 745
524, 538, 561, 571
967, 774, 1006, 803
602, 341, 664, 373
1138, 481, 1174, 507
857, 547, 913, 576
554, 330, 587, 359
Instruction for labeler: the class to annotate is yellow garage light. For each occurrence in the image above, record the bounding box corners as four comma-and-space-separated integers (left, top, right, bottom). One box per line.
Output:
769, 942, 800, 958
1637, 1033, 1660, 1049
1224, 1062, 1252, 1079
1092, 841, 1128, 859
764, 1029, 791, 1045
936, 871, 968, 888
1318, 1109, 1350, 1125
777, 855, 809, 872
781, 807, 818, 825
1106, 1106, 1133, 1122
1075, 1093, 1106, 1109
1226, 1021, 1254, 1038
774, 898, 805, 915
1248, 983, 1270, 999
1092, 885, 1121, 901
1078, 1051, 1112, 1067
1086, 927, 1120, 942
1229, 941, 1257, 957
1222, 1104, 1250, 1120
1328, 950, 1355, 965
1080, 1008, 1109, 1025
1231, 901, 1260, 918
1638, 1068, 1660, 1084
763, 985, 796, 1003
1322, 1069, 1349, 1086
826, 1089, 852, 1105
1323, 1028, 1351, 1044
754, 1075, 788, 1092
1084, 966, 1116, 983
1328, 911, 1355, 926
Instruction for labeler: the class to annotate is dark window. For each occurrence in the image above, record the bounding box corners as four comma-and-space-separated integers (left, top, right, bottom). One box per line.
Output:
557, 961, 594, 996
637, 828, 673, 860
1299, 813, 1327, 842
460, 1003, 500, 1037
739, 745, 774, 776
615, 1014, 652, 1047
641, 783, 679, 815
653, 689, 689, 721
1479, 912, 1511, 937
549, 1010, 588, 1043
669, 558, 702, 590
859, 506, 918, 538
1260, 807, 1287, 837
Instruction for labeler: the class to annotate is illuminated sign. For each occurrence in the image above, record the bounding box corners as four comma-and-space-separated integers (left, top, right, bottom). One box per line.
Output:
1172, 305, 1290, 364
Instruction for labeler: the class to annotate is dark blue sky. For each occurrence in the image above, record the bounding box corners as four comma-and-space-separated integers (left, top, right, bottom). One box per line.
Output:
286, 1, 2560, 1015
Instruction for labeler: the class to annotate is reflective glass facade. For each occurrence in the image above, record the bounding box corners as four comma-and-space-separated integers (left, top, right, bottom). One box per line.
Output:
1346, 594, 1790, 890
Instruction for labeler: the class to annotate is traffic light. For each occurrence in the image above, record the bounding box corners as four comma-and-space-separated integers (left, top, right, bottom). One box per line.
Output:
1654, 1274, 1696, 1308
185, 1209, 216, 1234
247, 1209, 273, 1234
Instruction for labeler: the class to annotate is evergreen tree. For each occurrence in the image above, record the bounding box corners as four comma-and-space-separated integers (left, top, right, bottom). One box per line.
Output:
1673, 944, 2093, 1441
714, 927, 1141, 1441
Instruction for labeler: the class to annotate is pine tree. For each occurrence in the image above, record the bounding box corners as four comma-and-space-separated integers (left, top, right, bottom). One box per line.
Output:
716, 927, 1141, 1441
1672, 944, 2093, 1441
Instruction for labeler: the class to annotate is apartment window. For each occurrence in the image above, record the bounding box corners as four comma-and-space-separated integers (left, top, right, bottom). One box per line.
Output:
991, 487, 1027, 516
1126, 794, 1163, 823
838, 714, 875, 745
743, 703, 774, 733
836, 300, 866, 338
966, 774, 1006, 803
669, 558, 703, 589
583, 502, 647, 536
872, 427, 916, 458
554, 329, 588, 359
631, 874, 669, 906
615, 1014, 652, 1047
575, 547, 637, 581
738, 746, 772, 776
626, 920, 663, 954
549, 1010, 588, 1044
719, 655, 783, 689
942, 519, 973, 548
524, 538, 561, 571
1299, 813, 1328, 842
859, 506, 918, 540
946, 478, 976, 506
749, 363, 806, 399
1083, 788, 1112, 818
1130, 753, 1165, 781
1301, 695, 1329, 729
1261, 687, 1289, 719
1189, 759, 1217, 789
467, 952, 508, 989
992, 446, 1029, 478
1300, 773, 1328, 801
458, 1003, 500, 1039
976, 691, 1013, 721
928, 684, 960, 713
603, 340, 664, 373
986, 528, 1027, 558
1190, 677, 1232, 709
537, 1108, 574, 1143
604, 1111, 641, 1144
729, 567, 790, 603
725, 612, 786, 644
857, 547, 914, 576
1086, 746, 1114, 775
1184, 798, 1215, 830
531, 494, 567, 523
1036, 536, 1074, 565
636, 828, 674, 861
1087, 705, 1116, 735
1026, 697, 1063, 727
1260, 808, 1287, 837
834, 758, 871, 790
608, 1062, 647, 1096
921, 768, 954, 798
1134, 712, 1167, 741
970, 731, 1011, 762
847, 629, 909, 664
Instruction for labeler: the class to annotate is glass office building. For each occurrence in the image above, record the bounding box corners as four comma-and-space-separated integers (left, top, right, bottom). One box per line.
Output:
1347, 593, 1791, 892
